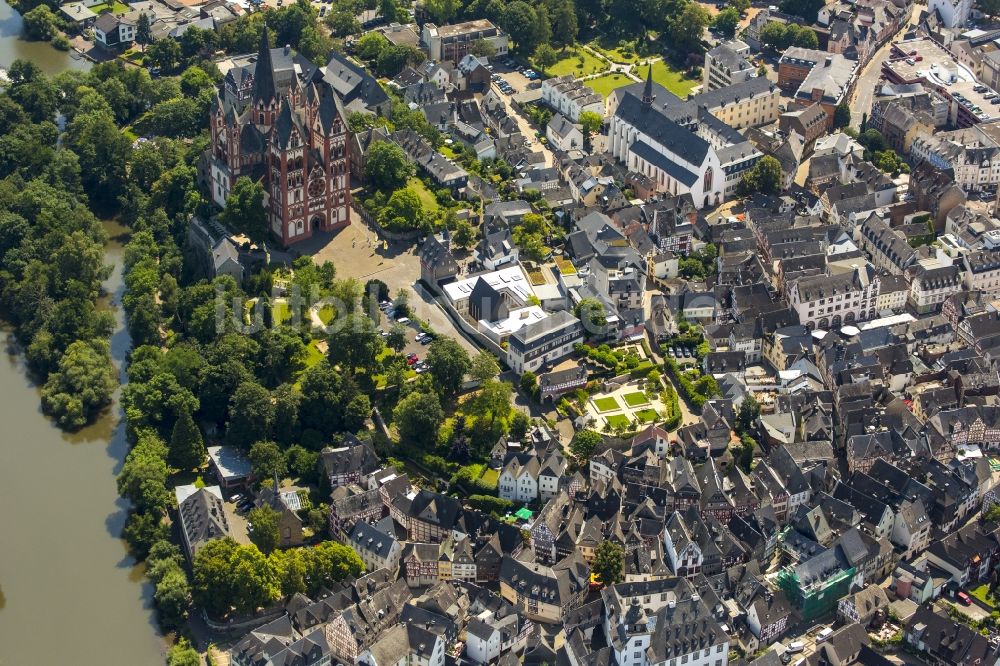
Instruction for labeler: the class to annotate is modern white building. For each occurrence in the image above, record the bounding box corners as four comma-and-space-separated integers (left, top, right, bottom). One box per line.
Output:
497, 455, 539, 503
541, 75, 604, 122
929, 0, 972, 28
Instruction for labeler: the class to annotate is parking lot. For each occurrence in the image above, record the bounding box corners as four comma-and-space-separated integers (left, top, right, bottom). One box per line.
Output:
486, 57, 541, 96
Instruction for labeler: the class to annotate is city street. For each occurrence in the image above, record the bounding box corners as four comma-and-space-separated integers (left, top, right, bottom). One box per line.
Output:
847, 4, 925, 128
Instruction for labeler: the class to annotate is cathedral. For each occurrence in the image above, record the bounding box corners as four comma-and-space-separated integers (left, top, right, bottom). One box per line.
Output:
208, 28, 351, 247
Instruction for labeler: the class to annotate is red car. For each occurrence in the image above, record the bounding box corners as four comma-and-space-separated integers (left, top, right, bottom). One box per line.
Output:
407, 355, 419, 366
957, 591, 973, 606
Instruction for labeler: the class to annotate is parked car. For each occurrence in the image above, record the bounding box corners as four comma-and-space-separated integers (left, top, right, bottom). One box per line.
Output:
415, 364, 429, 373
397, 317, 410, 324
668, 347, 676, 357
816, 628, 834, 643
958, 591, 973, 606
786, 641, 804, 654
682, 347, 692, 358
407, 356, 419, 366
230, 493, 244, 504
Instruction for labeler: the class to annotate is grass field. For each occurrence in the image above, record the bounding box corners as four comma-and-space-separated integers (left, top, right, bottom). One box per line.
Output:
317, 304, 335, 325
590, 39, 640, 64
971, 584, 996, 608
407, 177, 439, 212
480, 468, 499, 488
623, 392, 650, 407
605, 414, 632, 429
635, 408, 659, 423
89, 1, 130, 13
650, 60, 698, 98
594, 396, 620, 412
540, 46, 608, 78
587, 72, 633, 98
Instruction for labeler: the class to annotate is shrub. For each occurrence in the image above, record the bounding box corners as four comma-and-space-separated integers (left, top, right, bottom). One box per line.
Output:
468, 495, 514, 514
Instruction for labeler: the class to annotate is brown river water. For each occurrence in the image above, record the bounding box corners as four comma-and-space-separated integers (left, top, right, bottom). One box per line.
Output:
0, 219, 166, 665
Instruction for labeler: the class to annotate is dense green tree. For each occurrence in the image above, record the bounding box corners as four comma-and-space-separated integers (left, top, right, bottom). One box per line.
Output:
509, 410, 531, 439
344, 393, 372, 431
123, 510, 170, 559
551, 0, 579, 47
470, 38, 497, 57
833, 102, 851, 129
574, 297, 608, 337
473, 379, 513, 425
272, 383, 301, 445
570, 429, 602, 460
519, 371, 538, 396
426, 337, 472, 399
714, 7, 740, 38
579, 110, 603, 138
40, 339, 116, 429
364, 141, 415, 192
534, 43, 559, 73
227, 381, 275, 448
423, 0, 460, 23
299, 361, 344, 438
355, 31, 390, 61
592, 539, 624, 585
739, 155, 783, 195
153, 566, 191, 630
249, 441, 287, 480
146, 38, 183, 72
394, 390, 444, 446
247, 505, 281, 554
374, 44, 425, 78
169, 408, 206, 471
383, 188, 425, 231
220, 176, 268, 242
501, 1, 548, 54
117, 431, 170, 502
469, 350, 501, 384
779, 0, 824, 22
166, 639, 200, 666
21, 5, 58, 41
736, 393, 760, 433
328, 313, 384, 374
666, 3, 712, 54
136, 12, 152, 50
386, 323, 407, 352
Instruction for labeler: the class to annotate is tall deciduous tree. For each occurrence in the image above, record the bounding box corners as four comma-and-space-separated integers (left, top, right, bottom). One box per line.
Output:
592, 539, 624, 585
227, 381, 275, 448
469, 350, 501, 383
427, 337, 472, 399
136, 12, 152, 50
40, 338, 116, 429
247, 505, 281, 554
220, 176, 268, 243
364, 140, 415, 192
393, 390, 444, 446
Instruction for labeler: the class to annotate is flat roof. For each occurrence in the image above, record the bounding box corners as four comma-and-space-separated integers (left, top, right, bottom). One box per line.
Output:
443, 264, 535, 305
480, 305, 547, 337
207, 445, 252, 480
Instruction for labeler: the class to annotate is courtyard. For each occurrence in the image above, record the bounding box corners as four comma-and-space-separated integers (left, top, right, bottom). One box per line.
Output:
586, 379, 669, 431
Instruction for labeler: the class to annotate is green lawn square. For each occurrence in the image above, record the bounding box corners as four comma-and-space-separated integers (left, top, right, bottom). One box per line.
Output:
594, 396, 620, 412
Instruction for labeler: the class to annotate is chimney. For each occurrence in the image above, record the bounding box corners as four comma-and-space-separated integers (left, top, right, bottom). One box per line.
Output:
284, 44, 291, 55
825, 56, 833, 67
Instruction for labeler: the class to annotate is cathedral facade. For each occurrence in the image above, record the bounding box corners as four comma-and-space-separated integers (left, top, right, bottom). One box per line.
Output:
209, 28, 351, 247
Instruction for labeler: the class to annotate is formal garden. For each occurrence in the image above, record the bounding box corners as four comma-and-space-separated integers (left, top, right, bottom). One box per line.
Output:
585, 376, 679, 433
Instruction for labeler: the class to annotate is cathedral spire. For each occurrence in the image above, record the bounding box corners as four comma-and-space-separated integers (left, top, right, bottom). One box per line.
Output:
253, 26, 276, 104
641, 65, 653, 108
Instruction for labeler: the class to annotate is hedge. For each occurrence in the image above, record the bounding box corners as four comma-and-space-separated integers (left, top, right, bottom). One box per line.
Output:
467, 495, 514, 514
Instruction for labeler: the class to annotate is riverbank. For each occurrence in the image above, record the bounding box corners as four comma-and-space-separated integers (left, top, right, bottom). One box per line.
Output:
0, 220, 165, 665
0, 0, 91, 72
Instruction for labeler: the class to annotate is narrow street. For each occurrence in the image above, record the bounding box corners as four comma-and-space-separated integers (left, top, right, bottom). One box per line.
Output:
847, 4, 925, 128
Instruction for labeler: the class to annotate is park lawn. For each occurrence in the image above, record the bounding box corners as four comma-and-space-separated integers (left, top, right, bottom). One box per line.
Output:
317, 303, 335, 325
541, 46, 608, 78
605, 414, 632, 429
971, 584, 996, 608
303, 340, 325, 369
650, 60, 698, 98
635, 408, 660, 423
89, 1, 130, 13
479, 467, 499, 488
407, 177, 439, 212
623, 391, 650, 407
272, 300, 294, 324
590, 38, 640, 64
594, 396, 620, 412
587, 72, 633, 98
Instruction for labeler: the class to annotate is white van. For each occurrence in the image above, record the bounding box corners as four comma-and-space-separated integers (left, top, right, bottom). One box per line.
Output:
786, 641, 805, 654
816, 627, 834, 643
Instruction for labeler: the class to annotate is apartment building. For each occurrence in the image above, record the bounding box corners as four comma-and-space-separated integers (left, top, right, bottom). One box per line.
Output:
421, 19, 508, 62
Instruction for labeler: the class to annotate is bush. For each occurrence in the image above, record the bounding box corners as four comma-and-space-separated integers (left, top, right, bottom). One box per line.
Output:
468, 495, 514, 514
